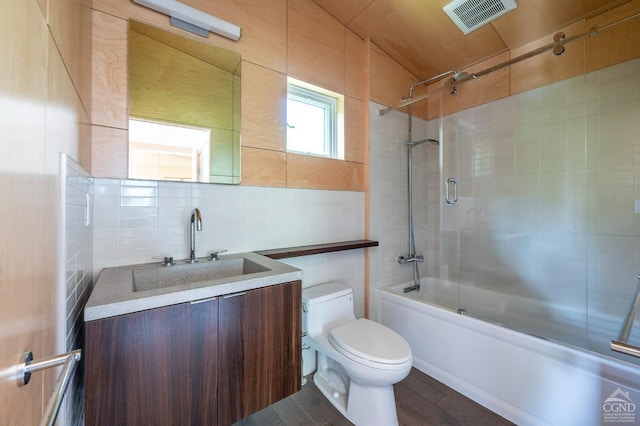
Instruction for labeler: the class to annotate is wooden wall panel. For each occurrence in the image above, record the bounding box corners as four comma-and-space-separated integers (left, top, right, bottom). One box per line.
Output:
91, 126, 128, 178
241, 147, 287, 187
312, 0, 375, 24
345, 96, 365, 163
92, 0, 366, 191
287, 0, 346, 94
92, 0, 288, 73
2, 0, 91, 422
369, 43, 425, 118
586, 1, 640, 73
47, 36, 84, 171
80, 121, 93, 173
49, 0, 93, 112
241, 62, 286, 152
182, 0, 288, 73
0, 1, 51, 423
511, 21, 586, 96
49, 0, 86, 106
346, 30, 365, 100
91, 9, 128, 129
287, 153, 363, 191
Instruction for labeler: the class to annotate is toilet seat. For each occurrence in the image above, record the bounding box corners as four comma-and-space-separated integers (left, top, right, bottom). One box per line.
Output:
328, 319, 412, 370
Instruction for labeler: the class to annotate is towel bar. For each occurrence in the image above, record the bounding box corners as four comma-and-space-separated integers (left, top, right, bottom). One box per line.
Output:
610, 275, 640, 359
17, 349, 82, 426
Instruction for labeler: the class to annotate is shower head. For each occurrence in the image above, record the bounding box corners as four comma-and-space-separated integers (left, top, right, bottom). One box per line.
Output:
407, 138, 439, 147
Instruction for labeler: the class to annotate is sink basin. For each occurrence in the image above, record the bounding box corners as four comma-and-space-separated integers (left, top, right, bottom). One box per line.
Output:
133, 257, 270, 292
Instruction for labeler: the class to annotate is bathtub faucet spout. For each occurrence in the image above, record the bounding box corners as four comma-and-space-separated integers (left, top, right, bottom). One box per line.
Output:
403, 284, 420, 293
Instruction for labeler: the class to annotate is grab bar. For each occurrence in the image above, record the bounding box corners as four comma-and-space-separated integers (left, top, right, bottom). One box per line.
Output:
611, 275, 640, 359
18, 349, 82, 426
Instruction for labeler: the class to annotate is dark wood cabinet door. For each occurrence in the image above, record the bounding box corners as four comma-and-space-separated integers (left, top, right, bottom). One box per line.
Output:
217, 291, 245, 425
217, 281, 301, 425
85, 281, 300, 426
85, 304, 191, 426
189, 297, 219, 425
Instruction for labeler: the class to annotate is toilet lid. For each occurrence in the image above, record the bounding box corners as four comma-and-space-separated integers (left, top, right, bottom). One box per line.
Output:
328, 319, 411, 365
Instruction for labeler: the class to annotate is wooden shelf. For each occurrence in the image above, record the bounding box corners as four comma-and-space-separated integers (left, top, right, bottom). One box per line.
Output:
255, 240, 378, 260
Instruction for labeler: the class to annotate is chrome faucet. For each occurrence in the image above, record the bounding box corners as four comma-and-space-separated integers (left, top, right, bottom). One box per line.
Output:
189, 208, 202, 263
397, 254, 424, 264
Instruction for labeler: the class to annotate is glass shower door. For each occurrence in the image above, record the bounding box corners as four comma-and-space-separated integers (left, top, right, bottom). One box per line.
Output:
439, 79, 590, 346
434, 60, 640, 365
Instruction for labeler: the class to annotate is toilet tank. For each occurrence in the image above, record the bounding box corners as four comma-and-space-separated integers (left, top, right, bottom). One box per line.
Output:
302, 281, 356, 337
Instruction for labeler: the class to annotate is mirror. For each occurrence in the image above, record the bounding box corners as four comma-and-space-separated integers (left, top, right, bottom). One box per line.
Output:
128, 20, 241, 184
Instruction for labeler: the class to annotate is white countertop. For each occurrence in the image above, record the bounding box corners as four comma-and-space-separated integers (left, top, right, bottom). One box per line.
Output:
84, 252, 302, 321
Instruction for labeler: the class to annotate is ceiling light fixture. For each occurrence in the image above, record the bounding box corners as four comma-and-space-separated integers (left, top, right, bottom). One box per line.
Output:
133, 0, 241, 41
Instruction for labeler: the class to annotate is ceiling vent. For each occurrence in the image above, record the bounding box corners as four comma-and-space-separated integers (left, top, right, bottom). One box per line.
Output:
443, 0, 517, 35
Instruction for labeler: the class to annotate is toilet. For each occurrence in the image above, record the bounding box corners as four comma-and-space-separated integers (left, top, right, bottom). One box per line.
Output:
302, 282, 412, 426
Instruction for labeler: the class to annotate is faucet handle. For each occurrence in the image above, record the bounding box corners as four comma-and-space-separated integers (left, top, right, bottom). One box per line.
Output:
209, 250, 228, 261
152, 256, 175, 266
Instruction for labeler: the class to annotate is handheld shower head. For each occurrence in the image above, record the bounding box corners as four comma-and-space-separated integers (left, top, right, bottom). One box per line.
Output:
407, 138, 439, 147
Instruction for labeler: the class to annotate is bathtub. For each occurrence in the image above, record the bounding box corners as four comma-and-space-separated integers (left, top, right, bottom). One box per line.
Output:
377, 280, 640, 426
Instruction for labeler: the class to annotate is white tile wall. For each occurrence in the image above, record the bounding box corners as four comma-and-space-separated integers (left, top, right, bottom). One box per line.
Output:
92, 181, 366, 316
62, 155, 93, 426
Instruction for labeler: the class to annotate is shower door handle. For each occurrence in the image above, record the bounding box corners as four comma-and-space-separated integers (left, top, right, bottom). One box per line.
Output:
445, 178, 458, 205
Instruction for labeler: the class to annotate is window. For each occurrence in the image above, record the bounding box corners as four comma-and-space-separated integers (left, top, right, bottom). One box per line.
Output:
286, 78, 344, 159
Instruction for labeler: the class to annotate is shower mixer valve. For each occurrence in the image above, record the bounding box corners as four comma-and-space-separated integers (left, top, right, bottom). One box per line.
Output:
397, 255, 424, 264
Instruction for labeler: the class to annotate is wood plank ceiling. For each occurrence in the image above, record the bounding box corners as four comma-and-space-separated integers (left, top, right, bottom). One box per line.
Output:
312, 0, 631, 80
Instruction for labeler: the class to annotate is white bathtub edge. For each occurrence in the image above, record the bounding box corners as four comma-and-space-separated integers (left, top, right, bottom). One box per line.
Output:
376, 286, 640, 426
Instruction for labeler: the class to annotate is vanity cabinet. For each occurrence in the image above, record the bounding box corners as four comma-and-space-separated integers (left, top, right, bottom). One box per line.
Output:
85, 280, 301, 426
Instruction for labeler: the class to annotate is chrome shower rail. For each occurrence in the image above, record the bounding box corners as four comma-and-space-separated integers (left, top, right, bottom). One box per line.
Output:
611, 275, 640, 359
18, 349, 82, 426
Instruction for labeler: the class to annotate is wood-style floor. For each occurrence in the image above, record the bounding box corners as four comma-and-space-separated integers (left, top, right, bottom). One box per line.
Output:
235, 368, 514, 425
